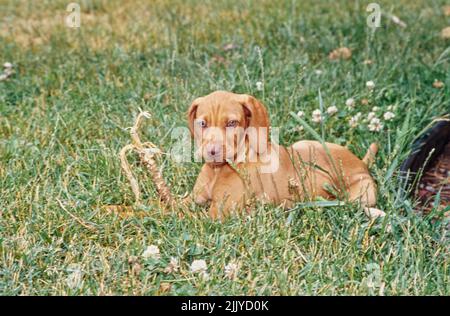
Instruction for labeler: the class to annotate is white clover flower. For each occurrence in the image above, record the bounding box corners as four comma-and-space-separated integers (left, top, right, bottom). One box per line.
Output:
224, 261, 240, 280
200, 272, 210, 280
327, 105, 338, 116
366, 81, 375, 89
367, 112, 376, 121
142, 245, 160, 259
4, 68, 13, 76
256, 81, 263, 91
164, 257, 179, 273
312, 109, 321, 116
190, 259, 207, 274
312, 109, 322, 123
345, 98, 355, 108
66, 264, 83, 289
0, 74, 7, 81
349, 117, 358, 128
371, 106, 380, 112
349, 112, 362, 128
314, 69, 323, 75
383, 111, 395, 121
296, 110, 305, 118
433, 79, 444, 88
368, 118, 383, 132
3, 62, 13, 69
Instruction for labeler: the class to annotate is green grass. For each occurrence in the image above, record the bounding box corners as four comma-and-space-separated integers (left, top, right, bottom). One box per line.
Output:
0, 0, 449, 295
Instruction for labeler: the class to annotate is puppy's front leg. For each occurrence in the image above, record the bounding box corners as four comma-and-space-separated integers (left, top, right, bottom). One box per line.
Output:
192, 164, 217, 205
209, 174, 246, 220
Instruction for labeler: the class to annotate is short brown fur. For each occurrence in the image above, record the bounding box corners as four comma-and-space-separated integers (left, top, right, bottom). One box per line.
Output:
188, 91, 379, 219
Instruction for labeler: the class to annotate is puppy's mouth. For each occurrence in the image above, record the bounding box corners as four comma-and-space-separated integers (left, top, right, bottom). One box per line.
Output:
207, 161, 227, 168
204, 154, 226, 163
203, 152, 228, 167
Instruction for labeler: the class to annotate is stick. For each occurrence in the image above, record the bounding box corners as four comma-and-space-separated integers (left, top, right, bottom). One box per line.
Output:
119, 144, 142, 204
119, 111, 176, 208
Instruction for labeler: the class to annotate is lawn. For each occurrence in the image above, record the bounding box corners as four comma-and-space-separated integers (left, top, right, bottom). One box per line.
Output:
0, 0, 449, 295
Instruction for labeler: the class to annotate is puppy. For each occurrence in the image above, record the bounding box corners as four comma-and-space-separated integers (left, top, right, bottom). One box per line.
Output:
188, 91, 379, 219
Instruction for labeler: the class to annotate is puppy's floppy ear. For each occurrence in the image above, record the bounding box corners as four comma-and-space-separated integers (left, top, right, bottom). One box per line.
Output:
238, 94, 270, 130
237, 94, 270, 153
187, 97, 203, 136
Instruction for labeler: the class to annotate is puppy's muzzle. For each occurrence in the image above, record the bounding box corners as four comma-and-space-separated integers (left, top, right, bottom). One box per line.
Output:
204, 143, 223, 162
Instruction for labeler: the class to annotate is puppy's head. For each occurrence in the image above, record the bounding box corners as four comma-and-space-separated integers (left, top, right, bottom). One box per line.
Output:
187, 91, 270, 166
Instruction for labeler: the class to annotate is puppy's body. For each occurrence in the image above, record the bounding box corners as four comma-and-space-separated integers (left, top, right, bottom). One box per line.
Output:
188, 91, 378, 219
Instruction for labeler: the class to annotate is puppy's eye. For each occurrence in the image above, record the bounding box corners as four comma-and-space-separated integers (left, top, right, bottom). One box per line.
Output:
196, 120, 207, 128
226, 120, 238, 127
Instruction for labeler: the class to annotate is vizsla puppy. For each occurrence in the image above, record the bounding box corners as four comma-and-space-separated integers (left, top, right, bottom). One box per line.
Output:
188, 90, 380, 219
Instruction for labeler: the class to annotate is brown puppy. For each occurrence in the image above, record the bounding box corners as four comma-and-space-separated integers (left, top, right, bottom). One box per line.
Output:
188, 91, 379, 219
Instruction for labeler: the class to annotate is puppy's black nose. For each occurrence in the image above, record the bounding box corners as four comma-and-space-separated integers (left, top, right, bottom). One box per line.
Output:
206, 144, 221, 159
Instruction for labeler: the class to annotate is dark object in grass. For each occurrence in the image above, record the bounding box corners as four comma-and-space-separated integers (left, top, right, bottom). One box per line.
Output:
400, 118, 450, 214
